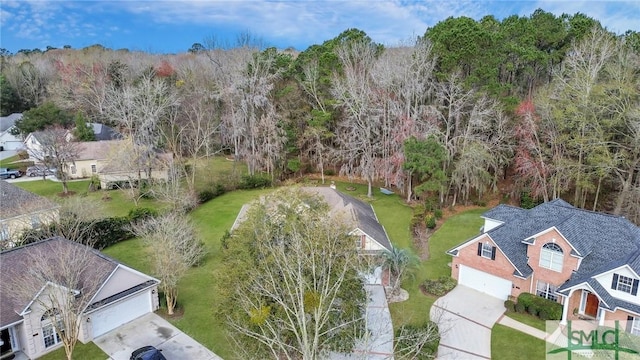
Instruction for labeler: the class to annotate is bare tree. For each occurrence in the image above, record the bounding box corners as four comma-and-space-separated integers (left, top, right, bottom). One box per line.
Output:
223, 188, 367, 359
27, 126, 82, 194
129, 212, 205, 315
332, 40, 382, 197
7, 238, 112, 360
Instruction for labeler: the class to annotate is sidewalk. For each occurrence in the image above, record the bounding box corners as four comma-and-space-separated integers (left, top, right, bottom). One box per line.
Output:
497, 315, 547, 340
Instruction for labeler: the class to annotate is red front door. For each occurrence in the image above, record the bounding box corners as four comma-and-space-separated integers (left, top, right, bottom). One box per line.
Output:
585, 293, 598, 317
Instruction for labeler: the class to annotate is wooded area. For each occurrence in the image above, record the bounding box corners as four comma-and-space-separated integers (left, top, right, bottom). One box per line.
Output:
2, 9, 639, 223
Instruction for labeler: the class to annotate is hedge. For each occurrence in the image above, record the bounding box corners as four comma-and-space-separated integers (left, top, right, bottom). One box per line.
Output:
517, 293, 563, 320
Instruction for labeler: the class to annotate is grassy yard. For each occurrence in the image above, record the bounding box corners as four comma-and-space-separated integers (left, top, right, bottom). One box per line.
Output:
389, 207, 486, 326
492, 324, 546, 359
15, 173, 489, 358
15, 179, 164, 217
104, 189, 270, 359
506, 311, 547, 331
37, 341, 106, 360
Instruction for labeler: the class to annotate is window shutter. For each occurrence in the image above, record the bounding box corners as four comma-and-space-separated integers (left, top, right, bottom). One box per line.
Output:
612, 274, 619, 290
632, 279, 639, 296
477, 243, 483, 256
491, 246, 496, 260
627, 316, 634, 333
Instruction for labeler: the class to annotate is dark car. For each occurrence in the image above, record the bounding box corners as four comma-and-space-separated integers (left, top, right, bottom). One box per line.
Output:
26, 165, 56, 177
0, 167, 21, 179
130, 346, 167, 360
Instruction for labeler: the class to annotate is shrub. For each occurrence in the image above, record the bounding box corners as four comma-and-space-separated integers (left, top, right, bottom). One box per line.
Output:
504, 300, 516, 312
527, 304, 538, 316
515, 303, 526, 313
539, 310, 549, 320
324, 169, 335, 176
198, 182, 226, 203
394, 322, 440, 360
238, 174, 272, 189
517, 293, 563, 320
421, 276, 457, 296
425, 215, 436, 229
128, 207, 158, 221
433, 209, 443, 219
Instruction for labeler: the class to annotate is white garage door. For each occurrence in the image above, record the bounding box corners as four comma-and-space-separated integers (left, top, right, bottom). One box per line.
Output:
458, 265, 512, 300
91, 291, 152, 338
2, 141, 23, 151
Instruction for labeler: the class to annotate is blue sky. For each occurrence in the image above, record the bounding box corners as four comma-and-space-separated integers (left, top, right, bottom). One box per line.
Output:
1, 1, 638, 54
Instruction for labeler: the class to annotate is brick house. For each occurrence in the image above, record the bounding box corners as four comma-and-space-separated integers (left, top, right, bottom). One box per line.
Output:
447, 199, 640, 331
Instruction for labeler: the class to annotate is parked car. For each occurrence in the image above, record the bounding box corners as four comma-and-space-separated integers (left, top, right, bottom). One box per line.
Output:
130, 346, 167, 360
0, 167, 22, 179
26, 165, 56, 177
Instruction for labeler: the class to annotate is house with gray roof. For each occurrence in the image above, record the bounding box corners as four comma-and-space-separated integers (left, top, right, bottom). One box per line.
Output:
0, 180, 59, 248
0, 113, 24, 151
447, 199, 640, 334
0, 237, 160, 359
231, 187, 393, 254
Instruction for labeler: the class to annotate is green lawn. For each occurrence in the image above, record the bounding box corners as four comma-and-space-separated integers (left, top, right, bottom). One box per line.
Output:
15, 179, 164, 217
492, 324, 546, 359
389, 207, 485, 326
38, 341, 106, 360
104, 189, 269, 359
505, 311, 547, 331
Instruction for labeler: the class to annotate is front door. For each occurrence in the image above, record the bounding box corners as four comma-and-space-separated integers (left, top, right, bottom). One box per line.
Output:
585, 293, 599, 317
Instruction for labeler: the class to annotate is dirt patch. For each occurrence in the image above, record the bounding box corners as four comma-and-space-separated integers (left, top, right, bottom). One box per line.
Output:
57, 191, 76, 197
157, 307, 185, 321
412, 225, 431, 261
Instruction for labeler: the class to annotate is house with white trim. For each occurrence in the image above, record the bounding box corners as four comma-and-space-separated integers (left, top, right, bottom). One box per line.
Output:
0, 237, 160, 359
447, 199, 640, 333
0, 114, 24, 151
231, 187, 393, 254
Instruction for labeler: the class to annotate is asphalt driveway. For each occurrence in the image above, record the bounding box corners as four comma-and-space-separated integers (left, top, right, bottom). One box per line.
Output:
430, 285, 505, 359
94, 313, 222, 360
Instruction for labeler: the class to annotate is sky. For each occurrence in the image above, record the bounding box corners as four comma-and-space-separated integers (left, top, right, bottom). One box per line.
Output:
1, 0, 638, 54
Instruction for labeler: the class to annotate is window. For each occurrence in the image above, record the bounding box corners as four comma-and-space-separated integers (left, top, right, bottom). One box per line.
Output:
355, 235, 366, 250
70, 165, 77, 175
91, 164, 97, 173
536, 281, 558, 301
540, 243, 564, 272
612, 273, 639, 295
477, 242, 496, 260
41, 309, 63, 348
626, 316, 640, 336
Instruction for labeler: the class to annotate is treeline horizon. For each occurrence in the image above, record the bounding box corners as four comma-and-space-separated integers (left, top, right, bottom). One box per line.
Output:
1, 8, 639, 223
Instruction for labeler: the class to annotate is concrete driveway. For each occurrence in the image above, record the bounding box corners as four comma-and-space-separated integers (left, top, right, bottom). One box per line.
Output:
430, 285, 505, 359
94, 313, 222, 360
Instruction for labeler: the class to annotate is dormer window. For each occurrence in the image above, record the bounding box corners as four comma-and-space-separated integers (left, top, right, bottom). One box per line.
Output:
540, 243, 563, 272
612, 274, 639, 295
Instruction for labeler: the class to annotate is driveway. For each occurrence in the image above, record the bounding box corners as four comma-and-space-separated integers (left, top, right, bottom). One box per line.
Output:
430, 285, 505, 359
94, 313, 222, 360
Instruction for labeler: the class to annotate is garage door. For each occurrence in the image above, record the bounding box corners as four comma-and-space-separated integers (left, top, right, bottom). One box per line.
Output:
91, 291, 152, 338
458, 265, 512, 300
2, 141, 23, 151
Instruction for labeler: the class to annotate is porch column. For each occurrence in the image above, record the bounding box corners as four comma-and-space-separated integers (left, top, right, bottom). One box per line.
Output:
561, 289, 575, 325
599, 309, 606, 326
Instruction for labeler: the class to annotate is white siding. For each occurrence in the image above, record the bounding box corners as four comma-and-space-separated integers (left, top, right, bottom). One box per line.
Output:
483, 218, 503, 233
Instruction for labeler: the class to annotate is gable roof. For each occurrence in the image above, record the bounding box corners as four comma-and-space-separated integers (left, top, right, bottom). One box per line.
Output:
452, 199, 640, 281
74, 140, 120, 161
302, 187, 393, 251
0, 113, 22, 133
0, 180, 59, 220
87, 123, 122, 141
0, 238, 118, 327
